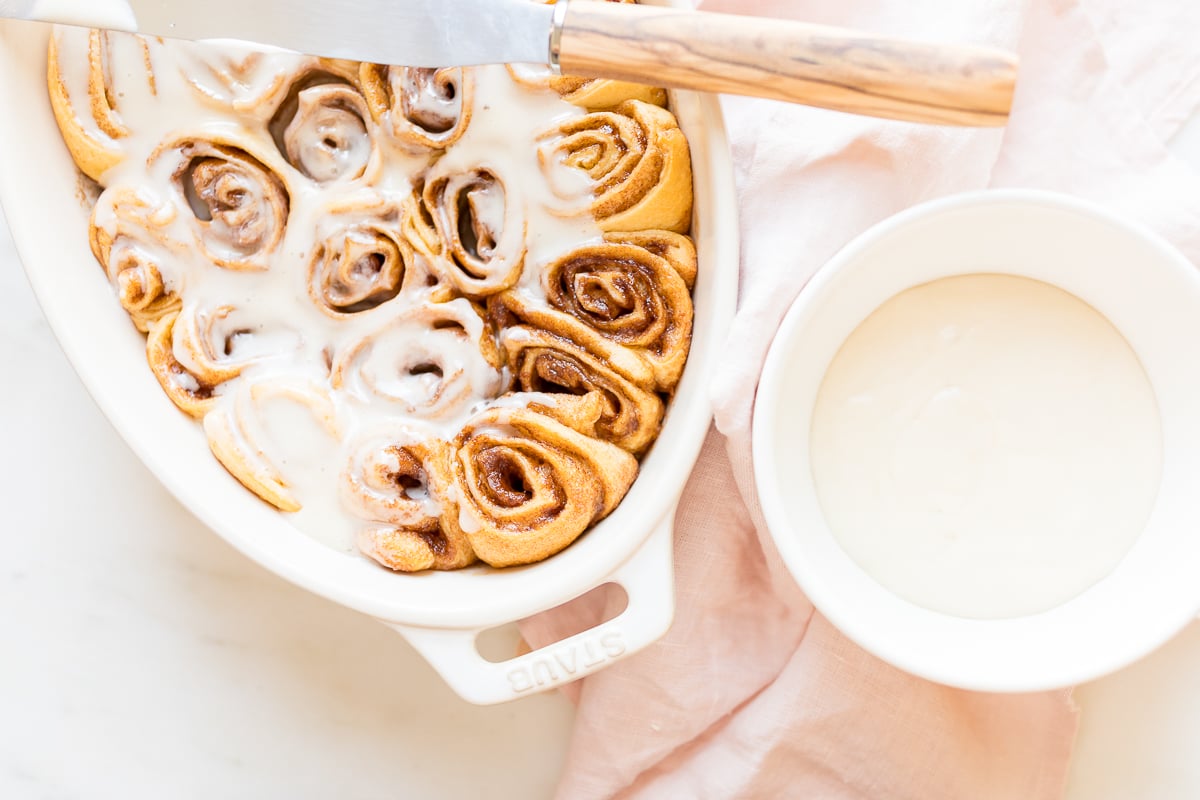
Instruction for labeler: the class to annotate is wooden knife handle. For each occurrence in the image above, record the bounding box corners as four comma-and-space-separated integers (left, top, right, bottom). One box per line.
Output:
555, 2, 1018, 127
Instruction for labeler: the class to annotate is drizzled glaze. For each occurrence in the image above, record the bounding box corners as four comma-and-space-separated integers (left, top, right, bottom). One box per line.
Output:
58, 28, 606, 551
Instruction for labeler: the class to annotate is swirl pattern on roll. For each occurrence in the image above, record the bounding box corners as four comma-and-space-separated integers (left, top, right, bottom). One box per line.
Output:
177, 44, 300, 114
156, 137, 291, 272
271, 73, 381, 184
347, 434, 476, 572
89, 188, 184, 332
360, 64, 473, 151
495, 230, 697, 391
331, 299, 502, 421
173, 39, 362, 118
539, 100, 693, 233
204, 377, 342, 512
498, 325, 665, 456
412, 163, 527, 297
104, 241, 181, 332
145, 311, 224, 418
147, 302, 300, 418
308, 193, 418, 315
451, 404, 638, 568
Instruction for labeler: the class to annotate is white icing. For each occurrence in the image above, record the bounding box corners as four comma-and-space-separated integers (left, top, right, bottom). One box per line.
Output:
171, 40, 307, 115
811, 274, 1163, 619
457, 504, 482, 535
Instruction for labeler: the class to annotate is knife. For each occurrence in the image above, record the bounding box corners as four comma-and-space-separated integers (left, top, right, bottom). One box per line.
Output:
0, 0, 1018, 126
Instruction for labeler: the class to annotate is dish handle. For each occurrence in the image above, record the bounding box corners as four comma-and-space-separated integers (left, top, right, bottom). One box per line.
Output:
386, 507, 677, 706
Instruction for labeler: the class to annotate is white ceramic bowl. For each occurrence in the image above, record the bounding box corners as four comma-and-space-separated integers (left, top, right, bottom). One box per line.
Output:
754, 190, 1200, 692
0, 2, 737, 705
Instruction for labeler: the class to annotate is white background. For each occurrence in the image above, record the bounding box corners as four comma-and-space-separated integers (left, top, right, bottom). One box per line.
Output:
6, 144, 1200, 799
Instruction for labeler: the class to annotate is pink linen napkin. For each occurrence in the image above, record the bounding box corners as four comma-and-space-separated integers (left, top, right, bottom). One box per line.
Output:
522, 1, 1200, 797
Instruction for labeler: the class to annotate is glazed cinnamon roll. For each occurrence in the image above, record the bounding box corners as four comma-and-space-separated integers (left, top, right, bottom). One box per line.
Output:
147, 303, 300, 418
451, 405, 638, 567
347, 434, 477, 572
48, 28, 157, 182
145, 311, 224, 418
155, 137, 291, 271
308, 193, 420, 315
174, 38, 360, 119
408, 163, 527, 297
176, 45, 302, 115
539, 100, 693, 233
89, 188, 184, 332
102, 240, 182, 334
496, 230, 697, 391
204, 377, 342, 512
272, 74, 381, 184
498, 326, 664, 456
331, 299, 502, 421
360, 64, 473, 151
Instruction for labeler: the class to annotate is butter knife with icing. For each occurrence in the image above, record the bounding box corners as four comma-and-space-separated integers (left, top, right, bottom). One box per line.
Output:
0, 0, 1018, 126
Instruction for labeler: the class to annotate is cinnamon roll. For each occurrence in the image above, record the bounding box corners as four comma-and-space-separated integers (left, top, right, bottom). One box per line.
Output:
496, 230, 697, 391
204, 377, 342, 512
398, 179, 442, 261
176, 45, 302, 115
451, 405, 638, 568
155, 136, 291, 271
498, 326, 665, 456
174, 38, 360, 119
539, 100, 693, 233
347, 434, 477, 572
271, 74, 381, 184
48, 28, 157, 182
103, 240, 182, 334
360, 64, 473, 151
147, 303, 299, 418
331, 299, 502, 422
89, 187, 184, 332
308, 193, 420, 315
409, 163, 527, 297
145, 311, 223, 418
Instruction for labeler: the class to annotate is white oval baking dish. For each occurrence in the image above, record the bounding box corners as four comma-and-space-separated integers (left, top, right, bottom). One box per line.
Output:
0, 0, 737, 705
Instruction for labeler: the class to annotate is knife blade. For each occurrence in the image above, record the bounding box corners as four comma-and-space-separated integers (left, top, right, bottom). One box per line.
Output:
0, 0, 1021, 127
0, 0, 557, 66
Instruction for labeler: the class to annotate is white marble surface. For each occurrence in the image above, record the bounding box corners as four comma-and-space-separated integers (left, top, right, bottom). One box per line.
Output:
6, 170, 1200, 800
